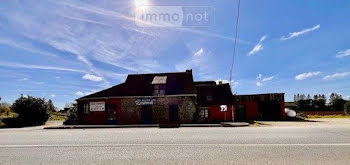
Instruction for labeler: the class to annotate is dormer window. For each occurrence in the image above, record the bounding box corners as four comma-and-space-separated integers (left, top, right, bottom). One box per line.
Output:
152, 76, 167, 96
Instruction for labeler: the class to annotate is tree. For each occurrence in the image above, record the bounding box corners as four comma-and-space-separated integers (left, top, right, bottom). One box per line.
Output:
329, 93, 346, 111
345, 101, 350, 115
313, 94, 326, 110
63, 104, 79, 125
47, 99, 56, 112
306, 94, 311, 100
64, 103, 75, 110
11, 95, 49, 126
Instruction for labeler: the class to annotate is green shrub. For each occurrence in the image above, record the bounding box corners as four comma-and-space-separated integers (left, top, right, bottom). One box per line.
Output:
11, 95, 49, 126
63, 105, 79, 125
345, 101, 350, 115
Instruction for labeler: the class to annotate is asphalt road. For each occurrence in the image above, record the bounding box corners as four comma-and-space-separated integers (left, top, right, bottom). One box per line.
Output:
0, 120, 350, 164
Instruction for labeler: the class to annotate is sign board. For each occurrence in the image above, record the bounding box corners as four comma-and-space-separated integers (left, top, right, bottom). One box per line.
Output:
135, 98, 156, 105
90, 102, 105, 112
220, 105, 227, 112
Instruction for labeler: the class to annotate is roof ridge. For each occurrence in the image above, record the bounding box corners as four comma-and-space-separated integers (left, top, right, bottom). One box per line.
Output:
128, 70, 191, 76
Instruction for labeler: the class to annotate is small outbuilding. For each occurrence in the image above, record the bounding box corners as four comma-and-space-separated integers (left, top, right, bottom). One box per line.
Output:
195, 81, 234, 123
234, 93, 286, 121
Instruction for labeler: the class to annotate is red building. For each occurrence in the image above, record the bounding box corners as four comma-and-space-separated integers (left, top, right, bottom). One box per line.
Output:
234, 93, 286, 121
75, 70, 286, 125
195, 81, 234, 123
77, 70, 198, 125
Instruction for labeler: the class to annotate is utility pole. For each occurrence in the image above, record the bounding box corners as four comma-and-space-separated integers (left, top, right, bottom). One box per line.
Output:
229, 0, 241, 88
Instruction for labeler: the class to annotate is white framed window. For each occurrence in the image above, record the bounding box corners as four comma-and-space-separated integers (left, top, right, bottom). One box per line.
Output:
200, 108, 209, 119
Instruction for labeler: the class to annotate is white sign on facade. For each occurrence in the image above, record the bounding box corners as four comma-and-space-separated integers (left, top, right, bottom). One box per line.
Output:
135, 98, 156, 105
220, 105, 227, 112
90, 102, 105, 112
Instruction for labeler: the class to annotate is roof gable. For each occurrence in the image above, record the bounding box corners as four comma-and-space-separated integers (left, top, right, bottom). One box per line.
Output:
196, 83, 233, 106
78, 70, 196, 99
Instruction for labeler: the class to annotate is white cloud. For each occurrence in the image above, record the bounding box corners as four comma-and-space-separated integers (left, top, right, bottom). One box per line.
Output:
82, 74, 103, 82
215, 79, 230, 84
175, 47, 215, 80
295, 71, 321, 80
75, 91, 85, 96
18, 78, 29, 81
248, 35, 267, 56
55, 76, 61, 79
256, 74, 274, 86
256, 82, 262, 87
0, 61, 85, 73
215, 79, 239, 88
281, 24, 320, 41
256, 74, 262, 79
75, 90, 97, 96
336, 49, 350, 58
323, 72, 350, 80
0, 0, 254, 85
51, 94, 56, 98
262, 76, 274, 82
194, 48, 204, 56
0, 38, 58, 58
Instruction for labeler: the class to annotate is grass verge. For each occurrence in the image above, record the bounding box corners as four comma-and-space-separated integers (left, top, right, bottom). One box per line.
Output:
307, 115, 350, 118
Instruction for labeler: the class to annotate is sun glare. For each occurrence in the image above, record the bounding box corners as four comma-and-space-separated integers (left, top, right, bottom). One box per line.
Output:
134, 0, 149, 9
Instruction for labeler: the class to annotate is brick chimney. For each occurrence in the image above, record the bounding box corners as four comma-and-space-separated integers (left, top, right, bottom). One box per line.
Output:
186, 69, 192, 75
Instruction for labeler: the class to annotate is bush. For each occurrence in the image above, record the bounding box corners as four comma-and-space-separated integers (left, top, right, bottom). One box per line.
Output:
2, 118, 24, 128
345, 101, 350, 115
63, 105, 79, 125
11, 95, 49, 126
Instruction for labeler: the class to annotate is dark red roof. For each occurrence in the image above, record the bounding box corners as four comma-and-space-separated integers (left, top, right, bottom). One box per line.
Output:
78, 70, 196, 99
195, 82, 233, 106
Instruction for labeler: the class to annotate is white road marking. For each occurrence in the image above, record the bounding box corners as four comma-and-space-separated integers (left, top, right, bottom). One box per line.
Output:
0, 143, 350, 148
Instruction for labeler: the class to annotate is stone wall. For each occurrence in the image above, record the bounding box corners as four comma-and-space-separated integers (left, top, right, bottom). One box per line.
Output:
120, 96, 196, 124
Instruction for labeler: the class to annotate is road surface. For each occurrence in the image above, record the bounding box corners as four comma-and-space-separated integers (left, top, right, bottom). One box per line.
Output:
0, 119, 350, 164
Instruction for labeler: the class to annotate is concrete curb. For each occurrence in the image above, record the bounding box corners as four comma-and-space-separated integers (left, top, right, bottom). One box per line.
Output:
44, 122, 250, 129
221, 122, 250, 127
44, 124, 159, 129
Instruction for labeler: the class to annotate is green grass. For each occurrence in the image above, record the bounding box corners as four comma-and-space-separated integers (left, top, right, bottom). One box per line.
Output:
49, 112, 67, 121
0, 112, 18, 119
307, 115, 350, 118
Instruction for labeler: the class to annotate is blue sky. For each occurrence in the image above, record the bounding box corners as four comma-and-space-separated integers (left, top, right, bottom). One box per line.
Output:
0, 0, 350, 109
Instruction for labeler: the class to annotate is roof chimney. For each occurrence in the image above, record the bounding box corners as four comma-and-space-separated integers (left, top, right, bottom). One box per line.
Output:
218, 81, 223, 85
186, 69, 192, 75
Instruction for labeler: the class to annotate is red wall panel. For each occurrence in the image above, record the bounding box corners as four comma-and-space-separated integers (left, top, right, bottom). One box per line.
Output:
209, 105, 233, 122
80, 98, 121, 125
236, 101, 258, 120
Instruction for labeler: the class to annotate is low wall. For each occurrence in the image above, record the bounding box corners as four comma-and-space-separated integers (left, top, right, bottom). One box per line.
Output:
297, 111, 346, 116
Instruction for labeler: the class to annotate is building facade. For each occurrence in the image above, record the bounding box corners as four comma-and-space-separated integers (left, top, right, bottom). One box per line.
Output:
75, 70, 286, 125
77, 70, 201, 125
234, 93, 286, 121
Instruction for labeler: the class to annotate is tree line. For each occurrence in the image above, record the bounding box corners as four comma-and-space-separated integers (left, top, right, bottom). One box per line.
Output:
293, 93, 348, 111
